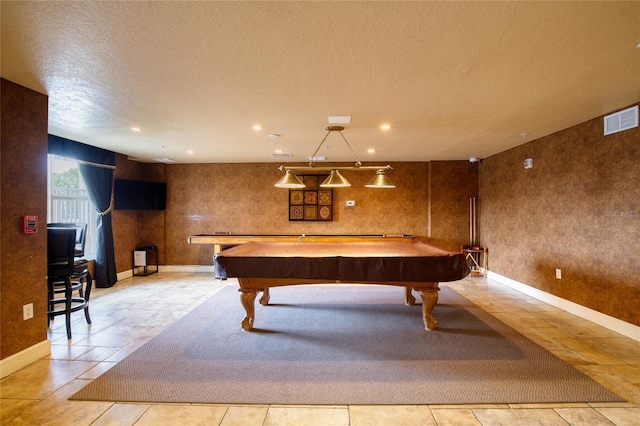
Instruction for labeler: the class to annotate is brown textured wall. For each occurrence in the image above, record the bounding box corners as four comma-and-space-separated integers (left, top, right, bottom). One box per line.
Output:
112, 154, 166, 273
1, 79, 49, 359
479, 104, 640, 326
163, 161, 476, 265
430, 161, 479, 251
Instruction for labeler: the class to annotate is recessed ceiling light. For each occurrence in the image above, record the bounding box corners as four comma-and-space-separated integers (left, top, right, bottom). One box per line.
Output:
186, 150, 194, 154
268, 134, 280, 138
380, 124, 391, 130
252, 125, 263, 131
367, 149, 376, 154
153, 158, 176, 163
131, 126, 142, 132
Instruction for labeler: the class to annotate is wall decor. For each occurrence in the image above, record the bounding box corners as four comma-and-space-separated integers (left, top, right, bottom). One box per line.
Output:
289, 175, 333, 221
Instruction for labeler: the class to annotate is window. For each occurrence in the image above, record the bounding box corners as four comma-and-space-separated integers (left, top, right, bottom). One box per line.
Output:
47, 155, 97, 257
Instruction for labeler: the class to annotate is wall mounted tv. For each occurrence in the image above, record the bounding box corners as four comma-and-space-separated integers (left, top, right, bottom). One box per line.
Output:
114, 179, 167, 210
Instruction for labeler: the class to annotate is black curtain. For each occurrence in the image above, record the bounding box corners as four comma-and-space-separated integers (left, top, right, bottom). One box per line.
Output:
78, 164, 117, 287
48, 135, 117, 288
49, 135, 115, 166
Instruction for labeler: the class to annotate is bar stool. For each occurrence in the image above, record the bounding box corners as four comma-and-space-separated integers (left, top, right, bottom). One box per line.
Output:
47, 228, 92, 340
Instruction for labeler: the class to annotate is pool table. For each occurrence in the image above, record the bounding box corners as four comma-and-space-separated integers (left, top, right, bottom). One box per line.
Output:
214, 238, 469, 331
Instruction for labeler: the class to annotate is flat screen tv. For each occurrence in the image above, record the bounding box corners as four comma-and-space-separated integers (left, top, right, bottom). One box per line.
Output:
114, 179, 167, 210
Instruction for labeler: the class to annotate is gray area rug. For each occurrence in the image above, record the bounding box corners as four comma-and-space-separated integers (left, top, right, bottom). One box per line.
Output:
71, 285, 623, 405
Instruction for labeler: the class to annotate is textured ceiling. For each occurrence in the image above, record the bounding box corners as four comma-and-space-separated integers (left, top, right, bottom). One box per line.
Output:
2, 1, 639, 164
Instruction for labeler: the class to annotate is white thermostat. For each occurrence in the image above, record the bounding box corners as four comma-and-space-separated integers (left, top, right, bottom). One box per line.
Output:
345, 200, 356, 207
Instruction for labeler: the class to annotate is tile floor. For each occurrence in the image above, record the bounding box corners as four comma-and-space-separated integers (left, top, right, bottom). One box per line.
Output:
1, 272, 639, 425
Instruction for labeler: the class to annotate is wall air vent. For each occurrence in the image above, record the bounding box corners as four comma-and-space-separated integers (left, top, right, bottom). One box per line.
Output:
604, 105, 638, 136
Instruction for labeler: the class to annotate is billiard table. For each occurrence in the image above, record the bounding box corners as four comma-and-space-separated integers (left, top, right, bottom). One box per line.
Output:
214, 238, 469, 331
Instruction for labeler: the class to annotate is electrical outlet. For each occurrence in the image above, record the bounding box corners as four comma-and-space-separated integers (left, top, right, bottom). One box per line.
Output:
23, 303, 34, 320
555, 269, 562, 279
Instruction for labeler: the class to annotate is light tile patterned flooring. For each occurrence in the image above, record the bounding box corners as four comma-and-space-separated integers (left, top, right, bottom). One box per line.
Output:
1, 272, 639, 425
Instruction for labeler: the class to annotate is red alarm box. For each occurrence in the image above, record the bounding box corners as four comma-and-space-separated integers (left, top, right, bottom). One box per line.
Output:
21, 216, 38, 233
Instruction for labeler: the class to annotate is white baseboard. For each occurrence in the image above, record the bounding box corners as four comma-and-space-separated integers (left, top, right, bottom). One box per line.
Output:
488, 271, 640, 342
161, 265, 215, 273
117, 269, 133, 281
0, 339, 51, 379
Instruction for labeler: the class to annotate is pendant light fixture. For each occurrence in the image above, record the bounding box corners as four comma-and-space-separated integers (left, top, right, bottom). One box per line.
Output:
275, 126, 395, 189
321, 170, 351, 187
274, 169, 305, 188
365, 169, 396, 188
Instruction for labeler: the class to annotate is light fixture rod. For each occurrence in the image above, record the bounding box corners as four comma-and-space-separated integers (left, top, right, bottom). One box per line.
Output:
335, 126, 361, 167
308, 128, 334, 167
278, 165, 392, 172
308, 125, 362, 168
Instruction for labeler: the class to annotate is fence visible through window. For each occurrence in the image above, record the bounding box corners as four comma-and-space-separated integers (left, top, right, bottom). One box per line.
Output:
48, 155, 97, 257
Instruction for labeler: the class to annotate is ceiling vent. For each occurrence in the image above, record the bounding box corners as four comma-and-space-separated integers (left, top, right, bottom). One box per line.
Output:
604, 105, 638, 136
328, 115, 351, 124
272, 152, 293, 158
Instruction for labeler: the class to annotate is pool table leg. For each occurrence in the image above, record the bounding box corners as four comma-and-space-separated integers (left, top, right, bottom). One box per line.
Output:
404, 287, 416, 305
239, 290, 257, 331
417, 288, 440, 331
259, 288, 270, 305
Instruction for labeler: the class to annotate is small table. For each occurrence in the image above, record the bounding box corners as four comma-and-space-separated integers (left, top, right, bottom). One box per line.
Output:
214, 239, 469, 331
133, 246, 158, 276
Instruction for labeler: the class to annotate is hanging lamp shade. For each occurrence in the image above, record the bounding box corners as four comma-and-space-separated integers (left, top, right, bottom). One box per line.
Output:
274, 169, 306, 188
275, 126, 396, 189
365, 169, 396, 188
320, 170, 351, 187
